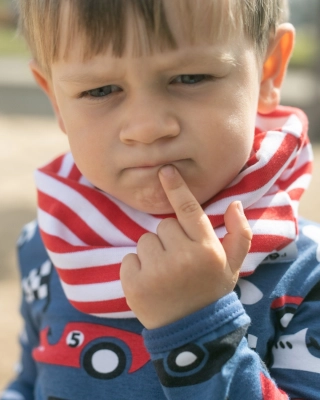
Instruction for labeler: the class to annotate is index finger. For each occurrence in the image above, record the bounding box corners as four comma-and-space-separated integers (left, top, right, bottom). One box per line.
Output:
158, 164, 213, 241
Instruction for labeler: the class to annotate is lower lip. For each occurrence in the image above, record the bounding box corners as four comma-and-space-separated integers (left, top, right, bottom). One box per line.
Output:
131, 160, 187, 170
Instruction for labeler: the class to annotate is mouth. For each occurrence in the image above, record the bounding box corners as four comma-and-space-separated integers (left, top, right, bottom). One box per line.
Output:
128, 159, 189, 170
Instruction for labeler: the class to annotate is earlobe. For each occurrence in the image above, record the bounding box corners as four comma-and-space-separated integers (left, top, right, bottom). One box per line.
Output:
29, 60, 66, 133
258, 23, 295, 115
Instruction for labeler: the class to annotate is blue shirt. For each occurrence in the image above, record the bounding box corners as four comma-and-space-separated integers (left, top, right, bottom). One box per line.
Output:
2, 217, 320, 399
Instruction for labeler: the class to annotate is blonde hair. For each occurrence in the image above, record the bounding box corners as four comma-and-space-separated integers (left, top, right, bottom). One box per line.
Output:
17, 0, 289, 75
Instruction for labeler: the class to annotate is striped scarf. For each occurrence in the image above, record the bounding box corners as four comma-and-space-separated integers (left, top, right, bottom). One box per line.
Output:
35, 106, 313, 318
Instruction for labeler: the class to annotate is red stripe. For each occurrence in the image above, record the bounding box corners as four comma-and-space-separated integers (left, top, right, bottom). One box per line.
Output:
214, 133, 298, 201
288, 188, 304, 201
56, 263, 121, 285
271, 295, 304, 309
260, 372, 288, 399
39, 230, 106, 254
38, 191, 111, 247
43, 172, 148, 243
278, 162, 312, 191
249, 235, 292, 253
207, 206, 294, 232
39, 154, 65, 174
70, 297, 131, 314
207, 214, 224, 227
247, 131, 268, 166
68, 163, 82, 181
245, 206, 294, 221
267, 105, 308, 125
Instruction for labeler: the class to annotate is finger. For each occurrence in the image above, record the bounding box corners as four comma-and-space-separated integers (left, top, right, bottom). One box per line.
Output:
222, 201, 252, 274
136, 232, 164, 260
158, 165, 213, 242
156, 218, 186, 250
120, 253, 141, 298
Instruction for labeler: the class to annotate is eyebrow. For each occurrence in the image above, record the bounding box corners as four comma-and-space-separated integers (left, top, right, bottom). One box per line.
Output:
57, 50, 237, 85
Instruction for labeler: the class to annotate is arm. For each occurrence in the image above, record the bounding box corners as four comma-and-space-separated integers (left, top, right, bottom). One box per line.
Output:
121, 165, 289, 399
143, 293, 289, 400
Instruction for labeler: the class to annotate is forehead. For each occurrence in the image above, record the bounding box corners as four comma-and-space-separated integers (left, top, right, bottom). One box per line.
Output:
57, 0, 243, 63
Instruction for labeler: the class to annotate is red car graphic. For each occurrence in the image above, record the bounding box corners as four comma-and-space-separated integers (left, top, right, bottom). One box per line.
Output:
32, 322, 150, 380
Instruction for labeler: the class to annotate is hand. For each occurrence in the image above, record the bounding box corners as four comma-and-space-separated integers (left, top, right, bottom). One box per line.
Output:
120, 165, 252, 329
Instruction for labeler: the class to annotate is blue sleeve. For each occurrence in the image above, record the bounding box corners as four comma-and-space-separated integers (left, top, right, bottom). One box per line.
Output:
143, 292, 289, 400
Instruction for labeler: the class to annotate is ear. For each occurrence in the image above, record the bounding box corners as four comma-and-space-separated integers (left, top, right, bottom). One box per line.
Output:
258, 23, 295, 114
29, 60, 66, 133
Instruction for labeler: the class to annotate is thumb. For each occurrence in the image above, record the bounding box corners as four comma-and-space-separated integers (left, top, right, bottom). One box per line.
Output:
222, 201, 252, 274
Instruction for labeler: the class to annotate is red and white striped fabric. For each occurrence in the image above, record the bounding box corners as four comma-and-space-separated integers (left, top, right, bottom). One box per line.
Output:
35, 106, 313, 318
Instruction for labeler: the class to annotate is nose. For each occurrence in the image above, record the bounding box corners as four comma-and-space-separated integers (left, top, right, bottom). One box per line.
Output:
119, 96, 180, 144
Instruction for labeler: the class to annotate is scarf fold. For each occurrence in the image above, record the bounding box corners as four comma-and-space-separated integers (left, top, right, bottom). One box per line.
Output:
35, 106, 313, 318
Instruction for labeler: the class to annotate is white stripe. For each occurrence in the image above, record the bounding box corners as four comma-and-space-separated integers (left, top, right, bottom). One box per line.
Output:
227, 131, 286, 188
255, 114, 291, 133
78, 175, 94, 187
241, 252, 269, 273
282, 114, 303, 138
255, 113, 303, 139
92, 310, 135, 318
57, 152, 74, 177
38, 209, 87, 246
35, 170, 136, 246
247, 193, 292, 209
205, 180, 287, 216
286, 173, 312, 192
48, 246, 136, 269
61, 280, 124, 302
205, 144, 298, 215
214, 219, 296, 240
280, 143, 313, 181
248, 219, 296, 238
292, 200, 299, 217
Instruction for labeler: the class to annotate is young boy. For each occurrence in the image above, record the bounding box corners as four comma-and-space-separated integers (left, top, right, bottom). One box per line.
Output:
2, 0, 320, 399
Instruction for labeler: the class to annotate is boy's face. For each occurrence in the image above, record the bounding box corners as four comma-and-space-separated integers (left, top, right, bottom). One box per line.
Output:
44, 6, 262, 214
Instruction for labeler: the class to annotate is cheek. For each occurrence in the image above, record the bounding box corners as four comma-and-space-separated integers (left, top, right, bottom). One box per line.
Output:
62, 120, 114, 186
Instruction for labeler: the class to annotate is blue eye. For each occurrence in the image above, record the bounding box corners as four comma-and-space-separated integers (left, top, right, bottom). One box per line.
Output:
85, 85, 121, 98
173, 75, 208, 84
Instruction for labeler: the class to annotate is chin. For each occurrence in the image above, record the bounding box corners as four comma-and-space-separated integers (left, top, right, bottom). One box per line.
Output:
130, 187, 174, 215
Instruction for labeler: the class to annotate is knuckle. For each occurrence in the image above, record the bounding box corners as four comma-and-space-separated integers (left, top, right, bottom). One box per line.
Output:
157, 218, 177, 233
241, 226, 253, 243
179, 200, 199, 215
138, 232, 154, 246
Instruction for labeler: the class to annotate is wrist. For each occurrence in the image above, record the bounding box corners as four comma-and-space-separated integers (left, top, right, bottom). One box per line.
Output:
143, 292, 249, 355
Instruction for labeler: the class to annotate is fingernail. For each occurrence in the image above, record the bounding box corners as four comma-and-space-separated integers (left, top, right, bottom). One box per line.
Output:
237, 201, 244, 215
159, 164, 175, 177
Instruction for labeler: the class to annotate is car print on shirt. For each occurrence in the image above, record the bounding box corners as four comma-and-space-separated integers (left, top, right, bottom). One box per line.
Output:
236, 279, 264, 305
153, 325, 248, 387
32, 322, 150, 379
271, 295, 304, 329
272, 328, 320, 373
